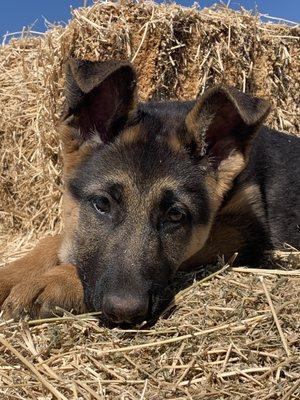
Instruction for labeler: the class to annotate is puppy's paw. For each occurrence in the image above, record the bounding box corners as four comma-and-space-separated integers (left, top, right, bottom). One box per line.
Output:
0, 270, 13, 308
1, 264, 86, 320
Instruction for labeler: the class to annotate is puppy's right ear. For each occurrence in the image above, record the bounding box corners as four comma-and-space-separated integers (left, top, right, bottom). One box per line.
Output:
61, 58, 137, 146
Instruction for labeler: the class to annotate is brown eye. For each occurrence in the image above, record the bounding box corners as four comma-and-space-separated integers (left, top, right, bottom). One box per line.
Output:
92, 196, 111, 215
166, 207, 185, 223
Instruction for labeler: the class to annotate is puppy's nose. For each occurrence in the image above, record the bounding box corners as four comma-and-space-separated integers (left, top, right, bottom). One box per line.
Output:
102, 294, 149, 324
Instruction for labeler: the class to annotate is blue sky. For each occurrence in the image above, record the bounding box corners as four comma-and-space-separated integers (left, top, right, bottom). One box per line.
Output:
0, 0, 299, 41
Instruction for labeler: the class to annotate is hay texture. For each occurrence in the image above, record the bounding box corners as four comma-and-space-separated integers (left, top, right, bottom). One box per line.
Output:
1, 256, 300, 399
0, 1, 299, 399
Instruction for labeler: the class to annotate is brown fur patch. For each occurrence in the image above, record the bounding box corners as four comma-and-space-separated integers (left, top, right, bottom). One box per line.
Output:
0, 231, 85, 319
1, 263, 85, 319
59, 123, 99, 178
217, 152, 246, 196
119, 125, 141, 145
182, 224, 212, 264
146, 177, 182, 204
59, 192, 80, 264
205, 152, 246, 213
220, 183, 264, 218
182, 183, 263, 268
182, 223, 245, 268
0, 235, 61, 308
167, 134, 183, 153
182, 151, 248, 266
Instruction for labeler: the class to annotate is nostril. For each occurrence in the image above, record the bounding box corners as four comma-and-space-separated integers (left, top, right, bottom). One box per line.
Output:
102, 294, 149, 324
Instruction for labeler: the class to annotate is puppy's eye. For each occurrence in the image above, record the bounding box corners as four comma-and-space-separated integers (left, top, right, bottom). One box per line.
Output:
92, 196, 111, 215
166, 207, 185, 223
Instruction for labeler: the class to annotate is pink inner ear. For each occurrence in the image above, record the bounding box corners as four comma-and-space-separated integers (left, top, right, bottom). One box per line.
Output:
205, 104, 242, 168
208, 136, 237, 169
77, 79, 118, 143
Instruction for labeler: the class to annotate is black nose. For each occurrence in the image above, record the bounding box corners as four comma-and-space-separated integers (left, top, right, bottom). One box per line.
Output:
102, 294, 149, 324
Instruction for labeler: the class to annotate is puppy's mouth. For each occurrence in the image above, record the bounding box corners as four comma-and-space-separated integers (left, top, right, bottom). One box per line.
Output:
98, 315, 149, 329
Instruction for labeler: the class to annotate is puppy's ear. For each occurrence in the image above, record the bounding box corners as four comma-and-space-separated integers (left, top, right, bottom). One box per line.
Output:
62, 58, 137, 144
184, 86, 270, 197
185, 86, 270, 167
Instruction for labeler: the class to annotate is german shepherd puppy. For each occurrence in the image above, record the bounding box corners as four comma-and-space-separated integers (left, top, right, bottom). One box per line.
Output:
1, 59, 299, 325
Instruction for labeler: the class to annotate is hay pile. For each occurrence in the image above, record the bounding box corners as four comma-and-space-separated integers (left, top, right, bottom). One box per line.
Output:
0, 1, 299, 398
1, 256, 300, 399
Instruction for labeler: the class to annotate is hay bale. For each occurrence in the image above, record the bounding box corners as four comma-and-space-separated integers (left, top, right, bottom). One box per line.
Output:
0, 2, 299, 398
0, 0, 299, 246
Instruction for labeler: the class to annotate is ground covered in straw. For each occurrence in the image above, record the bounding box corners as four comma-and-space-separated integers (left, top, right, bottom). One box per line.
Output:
1, 253, 299, 399
0, 1, 299, 399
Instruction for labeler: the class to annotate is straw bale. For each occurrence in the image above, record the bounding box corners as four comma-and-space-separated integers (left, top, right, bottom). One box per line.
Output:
0, 1, 299, 398
0, 1, 299, 244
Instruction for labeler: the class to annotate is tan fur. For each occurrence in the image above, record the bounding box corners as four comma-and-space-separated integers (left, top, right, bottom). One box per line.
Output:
59, 123, 98, 178
181, 183, 262, 268
221, 183, 264, 217
59, 192, 80, 264
168, 134, 183, 153
181, 152, 247, 265
146, 177, 183, 204
182, 224, 212, 263
182, 224, 245, 268
0, 235, 85, 320
1, 263, 85, 319
0, 236, 61, 289
207, 152, 246, 209
119, 126, 141, 144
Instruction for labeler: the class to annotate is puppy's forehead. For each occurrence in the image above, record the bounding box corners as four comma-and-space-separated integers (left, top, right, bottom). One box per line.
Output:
87, 171, 182, 200
104, 173, 179, 190
74, 100, 209, 202
125, 101, 193, 140
87, 136, 178, 183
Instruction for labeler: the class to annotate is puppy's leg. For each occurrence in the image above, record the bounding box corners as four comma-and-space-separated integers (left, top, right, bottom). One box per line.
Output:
0, 235, 61, 303
0, 235, 85, 318
2, 263, 86, 319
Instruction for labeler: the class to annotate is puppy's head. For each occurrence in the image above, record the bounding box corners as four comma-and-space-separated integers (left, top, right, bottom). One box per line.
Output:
58, 59, 270, 325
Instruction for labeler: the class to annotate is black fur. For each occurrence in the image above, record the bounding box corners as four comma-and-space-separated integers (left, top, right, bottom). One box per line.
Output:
233, 127, 300, 252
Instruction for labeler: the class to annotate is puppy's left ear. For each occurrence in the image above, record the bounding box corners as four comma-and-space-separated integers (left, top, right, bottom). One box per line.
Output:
185, 86, 270, 166
184, 86, 270, 196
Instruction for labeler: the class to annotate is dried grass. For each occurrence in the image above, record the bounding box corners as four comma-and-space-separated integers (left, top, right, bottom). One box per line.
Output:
0, 254, 299, 399
0, 1, 299, 399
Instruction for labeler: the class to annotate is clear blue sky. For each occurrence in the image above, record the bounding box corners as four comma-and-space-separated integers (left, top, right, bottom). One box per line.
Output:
0, 0, 299, 41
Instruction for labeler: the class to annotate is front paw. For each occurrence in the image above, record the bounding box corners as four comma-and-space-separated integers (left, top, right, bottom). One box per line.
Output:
0, 270, 13, 308
1, 264, 86, 320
